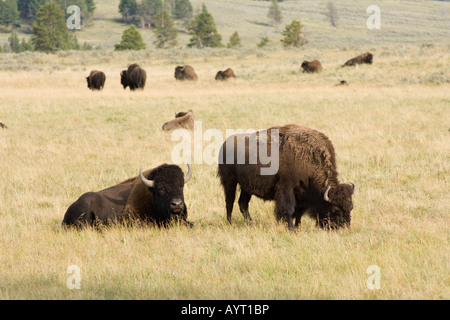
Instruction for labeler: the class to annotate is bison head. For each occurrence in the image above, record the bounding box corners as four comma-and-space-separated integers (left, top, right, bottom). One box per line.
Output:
215, 71, 224, 80
86, 76, 91, 89
120, 70, 128, 89
174, 66, 184, 80
317, 183, 355, 230
301, 61, 308, 69
139, 164, 192, 223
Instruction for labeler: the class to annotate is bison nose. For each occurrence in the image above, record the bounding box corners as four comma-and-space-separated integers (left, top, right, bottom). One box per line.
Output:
170, 199, 184, 212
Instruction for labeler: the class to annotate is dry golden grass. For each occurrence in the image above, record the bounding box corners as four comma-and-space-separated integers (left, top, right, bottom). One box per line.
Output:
0, 45, 449, 299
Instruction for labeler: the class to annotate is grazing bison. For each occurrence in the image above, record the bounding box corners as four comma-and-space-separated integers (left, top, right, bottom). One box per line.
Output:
343, 52, 373, 67
162, 110, 195, 131
86, 70, 106, 90
215, 68, 236, 80
301, 60, 323, 73
174, 65, 198, 81
0, 122, 7, 129
62, 164, 192, 228
218, 124, 355, 230
120, 63, 147, 90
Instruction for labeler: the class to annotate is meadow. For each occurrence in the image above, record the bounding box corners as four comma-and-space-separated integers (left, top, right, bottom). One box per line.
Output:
0, 0, 449, 300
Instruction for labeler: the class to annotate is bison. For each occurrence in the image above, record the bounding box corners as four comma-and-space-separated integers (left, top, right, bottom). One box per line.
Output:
62, 164, 192, 228
301, 60, 323, 73
162, 110, 195, 131
174, 65, 198, 81
218, 124, 355, 230
86, 70, 106, 90
120, 63, 147, 90
215, 68, 236, 80
343, 52, 373, 67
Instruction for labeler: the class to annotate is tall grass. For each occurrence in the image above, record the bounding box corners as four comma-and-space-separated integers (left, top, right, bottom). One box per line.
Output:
0, 45, 449, 299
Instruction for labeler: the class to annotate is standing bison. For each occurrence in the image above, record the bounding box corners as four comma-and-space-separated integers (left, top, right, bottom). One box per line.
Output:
86, 70, 106, 90
162, 110, 195, 131
215, 68, 236, 80
174, 65, 198, 81
62, 164, 192, 227
121, 63, 147, 90
301, 60, 323, 73
343, 52, 373, 67
218, 124, 355, 230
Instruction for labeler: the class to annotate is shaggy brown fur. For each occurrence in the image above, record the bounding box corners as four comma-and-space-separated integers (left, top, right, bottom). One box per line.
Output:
121, 63, 147, 90
215, 68, 236, 80
62, 164, 190, 228
343, 52, 373, 67
218, 124, 355, 230
174, 65, 198, 81
301, 60, 323, 73
86, 70, 106, 90
162, 110, 195, 131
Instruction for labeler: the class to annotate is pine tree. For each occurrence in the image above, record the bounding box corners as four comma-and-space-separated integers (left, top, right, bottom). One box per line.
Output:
267, 0, 282, 27
114, 24, 146, 51
32, 2, 70, 52
173, 0, 193, 20
281, 20, 307, 48
188, 4, 222, 48
139, 0, 163, 26
153, 10, 177, 48
8, 32, 21, 53
0, 0, 19, 26
227, 31, 241, 49
119, 0, 138, 23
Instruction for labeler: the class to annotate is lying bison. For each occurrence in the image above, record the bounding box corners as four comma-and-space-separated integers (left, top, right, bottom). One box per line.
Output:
86, 70, 106, 90
301, 60, 323, 73
62, 164, 192, 228
121, 63, 147, 90
343, 52, 373, 67
218, 124, 355, 230
174, 65, 198, 81
162, 110, 195, 131
215, 68, 236, 80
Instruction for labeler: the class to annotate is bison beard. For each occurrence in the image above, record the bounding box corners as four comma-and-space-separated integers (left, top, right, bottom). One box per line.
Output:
62, 164, 192, 228
218, 124, 355, 230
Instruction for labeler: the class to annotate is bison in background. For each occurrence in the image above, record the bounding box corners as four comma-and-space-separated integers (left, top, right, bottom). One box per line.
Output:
218, 124, 355, 230
121, 63, 147, 90
86, 70, 106, 90
215, 68, 236, 80
62, 164, 192, 228
174, 65, 198, 81
343, 52, 373, 67
162, 110, 195, 131
301, 60, 323, 73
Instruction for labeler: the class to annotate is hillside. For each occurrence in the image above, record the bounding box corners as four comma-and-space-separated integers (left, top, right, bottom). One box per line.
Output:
1, 0, 449, 50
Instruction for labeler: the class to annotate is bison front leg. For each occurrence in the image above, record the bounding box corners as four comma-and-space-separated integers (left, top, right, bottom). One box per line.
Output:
275, 187, 296, 230
223, 179, 237, 223
238, 190, 252, 222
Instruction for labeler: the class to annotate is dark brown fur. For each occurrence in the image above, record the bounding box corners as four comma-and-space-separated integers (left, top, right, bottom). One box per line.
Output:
343, 52, 373, 67
174, 65, 198, 81
218, 124, 355, 230
86, 70, 106, 90
162, 110, 195, 131
0, 122, 7, 129
121, 63, 147, 90
301, 60, 323, 73
215, 68, 236, 80
62, 164, 190, 228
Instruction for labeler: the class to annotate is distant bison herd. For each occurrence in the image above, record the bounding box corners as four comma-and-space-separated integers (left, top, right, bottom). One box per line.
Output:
85, 52, 373, 91
3, 52, 372, 230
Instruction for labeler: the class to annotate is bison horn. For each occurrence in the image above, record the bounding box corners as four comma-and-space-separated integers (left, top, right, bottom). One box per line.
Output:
184, 164, 192, 184
349, 182, 355, 192
139, 168, 155, 188
323, 186, 331, 203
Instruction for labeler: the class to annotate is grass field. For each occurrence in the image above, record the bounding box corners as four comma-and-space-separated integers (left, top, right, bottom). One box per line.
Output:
0, 0, 449, 300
